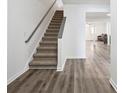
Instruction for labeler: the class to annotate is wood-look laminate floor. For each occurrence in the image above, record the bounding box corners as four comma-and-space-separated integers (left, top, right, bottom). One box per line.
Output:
8, 41, 116, 93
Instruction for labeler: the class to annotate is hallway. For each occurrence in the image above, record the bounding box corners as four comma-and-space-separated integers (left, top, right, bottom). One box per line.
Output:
8, 41, 116, 93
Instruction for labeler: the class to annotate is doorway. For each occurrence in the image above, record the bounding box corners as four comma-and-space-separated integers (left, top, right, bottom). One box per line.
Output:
85, 12, 112, 77
85, 12, 111, 46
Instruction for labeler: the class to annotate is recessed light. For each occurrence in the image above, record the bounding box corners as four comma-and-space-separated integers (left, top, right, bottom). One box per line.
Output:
107, 13, 111, 16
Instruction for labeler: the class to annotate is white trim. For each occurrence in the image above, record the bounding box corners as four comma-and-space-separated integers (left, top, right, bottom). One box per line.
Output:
109, 78, 117, 92
57, 58, 66, 71
7, 65, 29, 85
65, 56, 87, 59
57, 58, 86, 71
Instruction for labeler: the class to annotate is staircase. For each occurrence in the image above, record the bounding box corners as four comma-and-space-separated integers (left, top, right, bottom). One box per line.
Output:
29, 11, 63, 69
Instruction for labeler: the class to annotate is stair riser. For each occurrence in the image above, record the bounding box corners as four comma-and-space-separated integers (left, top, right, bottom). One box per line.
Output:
52, 18, 63, 19
54, 13, 63, 14
54, 16, 63, 17
53, 14, 63, 16
33, 58, 57, 61
29, 64, 57, 66
46, 32, 59, 34
53, 16, 63, 17
51, 19, 62, 22
34, 56, 57, 59
43, 36, 58, 39
48, 26, 60, 29
50, 18, 61, 22
50, 22, 62, 24
43, 40, 57, 42
37, 48, 57, 50
43, 37, 57, 40
40, 42, 57, 44
53, 16, 63, 18
29, 65, 57, 69
53, 15, 63, 16
48, 24, 61, 27
51, 21, 62, 23
45, 33, 58, 36
40, 44, 57, 47
52, 18, 63, 20
45, 32, 58, 34
47, 29, 59, 31
54, 14, 63, 16
42, 38, 57, 41
55, 11, 63, 12
44, 34, 58, 37
44, 35, 57, 37
48, 29, 60, 31
37, 49, 57, 53
49, 23, 61, 26
50, 22, 62, 25
47, 28, 59, 30
46, 31, 59, 33
51, 18, 62, 22
50, 22, 61, 24
49, 24, 61, 27
55, 12, 63, 13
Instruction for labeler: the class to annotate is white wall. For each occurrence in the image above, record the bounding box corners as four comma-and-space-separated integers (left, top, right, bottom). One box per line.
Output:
63, 5, 86, 58
110, 0, 117, 90
62, 4, 109, 59
8, 0, 60, 84
106, 22, 111, 45
56, 4, 110, 71
86, 24, 94, 40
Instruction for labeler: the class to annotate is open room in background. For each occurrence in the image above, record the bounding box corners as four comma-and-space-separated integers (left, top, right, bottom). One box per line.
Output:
85, 12, 111, 45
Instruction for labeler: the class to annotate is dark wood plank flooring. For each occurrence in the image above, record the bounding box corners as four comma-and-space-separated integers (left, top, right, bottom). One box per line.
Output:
7, 41, 116, 93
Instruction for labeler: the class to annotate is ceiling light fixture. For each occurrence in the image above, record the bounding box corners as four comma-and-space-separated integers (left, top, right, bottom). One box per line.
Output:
107, 13, 111, 16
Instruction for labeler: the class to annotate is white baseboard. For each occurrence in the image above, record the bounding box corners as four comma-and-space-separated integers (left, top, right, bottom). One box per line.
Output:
7, 22, 47, 85
7, 65, 29, 85
109, 78, 117, 92
57, 57, 86, 71
57, 59, 66, 71
66, 56, 87, 59
7, 9, 56, 85
57, 63, 65, 71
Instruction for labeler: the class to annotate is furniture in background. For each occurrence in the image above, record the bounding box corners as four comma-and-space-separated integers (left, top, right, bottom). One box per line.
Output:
97, 34, 108, 44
